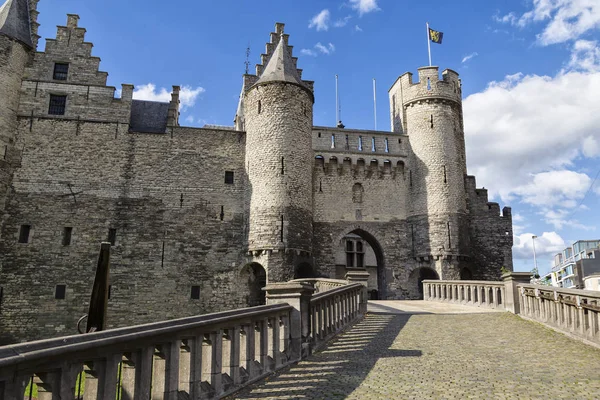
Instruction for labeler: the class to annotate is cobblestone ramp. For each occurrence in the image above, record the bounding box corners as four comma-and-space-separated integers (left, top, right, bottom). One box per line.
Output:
233, 301, 600, 399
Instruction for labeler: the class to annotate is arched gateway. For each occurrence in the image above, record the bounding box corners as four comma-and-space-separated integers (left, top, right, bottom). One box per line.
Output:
333, 228, 387, 299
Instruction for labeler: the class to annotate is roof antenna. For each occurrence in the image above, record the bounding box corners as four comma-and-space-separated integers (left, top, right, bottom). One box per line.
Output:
244, 44, 251, 75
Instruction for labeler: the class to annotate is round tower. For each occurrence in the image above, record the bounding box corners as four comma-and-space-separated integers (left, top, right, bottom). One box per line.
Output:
389, 66, 469, 278
244, 27, 314, 282
0, 0, 37, 208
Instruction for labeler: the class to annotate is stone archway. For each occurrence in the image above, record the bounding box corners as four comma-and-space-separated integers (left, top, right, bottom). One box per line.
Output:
295, 262, 317, 279
334, 227, 387, 299
460, 267, 473, 280
240, 262, 267, 306
409, 267, 440, 299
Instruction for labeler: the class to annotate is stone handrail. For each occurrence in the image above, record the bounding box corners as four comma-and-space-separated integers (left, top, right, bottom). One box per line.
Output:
518, 284, 600, 346
288, 278, 349, 293
309, 283, 366, 351
423, 280, 506, 309
0, 304, 293, 399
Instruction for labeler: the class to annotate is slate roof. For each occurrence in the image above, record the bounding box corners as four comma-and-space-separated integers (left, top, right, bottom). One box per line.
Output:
0, 0, 32, 48
255, 34, 308, 91
129, 100, 169, 133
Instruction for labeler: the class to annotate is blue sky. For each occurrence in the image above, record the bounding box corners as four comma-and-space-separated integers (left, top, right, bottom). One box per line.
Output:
34, 0, 600, 274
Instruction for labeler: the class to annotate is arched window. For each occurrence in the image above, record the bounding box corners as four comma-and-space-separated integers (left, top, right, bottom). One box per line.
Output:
258, 100, 262, 114
352, 183, 364, 204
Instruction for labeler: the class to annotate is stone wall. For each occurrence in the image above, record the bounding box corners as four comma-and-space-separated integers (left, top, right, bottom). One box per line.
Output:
0, 116, 249, 343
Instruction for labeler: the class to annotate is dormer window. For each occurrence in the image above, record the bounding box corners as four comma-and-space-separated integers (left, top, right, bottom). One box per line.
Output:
53, 63, 69, 80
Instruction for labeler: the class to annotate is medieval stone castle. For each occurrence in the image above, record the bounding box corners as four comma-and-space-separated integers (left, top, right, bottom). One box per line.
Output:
0, 0, 513, 343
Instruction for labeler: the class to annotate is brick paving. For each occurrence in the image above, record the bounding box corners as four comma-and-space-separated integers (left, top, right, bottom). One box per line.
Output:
233, 301, 600, 399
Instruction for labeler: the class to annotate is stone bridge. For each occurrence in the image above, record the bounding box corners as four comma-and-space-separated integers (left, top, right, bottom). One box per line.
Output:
1, 273, 600, 399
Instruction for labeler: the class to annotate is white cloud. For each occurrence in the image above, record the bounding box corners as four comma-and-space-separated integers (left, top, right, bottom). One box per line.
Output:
355, 25, 363, 32
132, 84, 204, 110
463, 43, 600, 227
496, 0, 600, 45
513, 231, 566, 260
566, 40, 600, 72
184, 115, 194, 124
334, 15, 352, 27
461, 52, 479, 63
349, 0, 380, 16
309, 9, 330, 31
304, 42, 336, 57
300, 48, 318, 57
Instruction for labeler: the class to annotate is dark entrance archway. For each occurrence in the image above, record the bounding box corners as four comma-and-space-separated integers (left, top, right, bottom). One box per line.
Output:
295, 262, 317, 279
240, 262, 267, 306
409, 267, 440, 299
337, 228, 387, 299
460, 267, 473, 280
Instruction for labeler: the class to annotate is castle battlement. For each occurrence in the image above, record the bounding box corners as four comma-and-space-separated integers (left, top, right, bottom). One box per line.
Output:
314, 155, 405, 179
392, 66, 462, 107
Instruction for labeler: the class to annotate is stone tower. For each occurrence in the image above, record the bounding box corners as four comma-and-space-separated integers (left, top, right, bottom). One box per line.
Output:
389, 67, 470, 278
243, 23, 315, 282
0, 0, 38, 209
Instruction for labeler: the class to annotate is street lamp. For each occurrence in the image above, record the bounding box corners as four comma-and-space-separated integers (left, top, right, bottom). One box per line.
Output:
532, 235, 539, 277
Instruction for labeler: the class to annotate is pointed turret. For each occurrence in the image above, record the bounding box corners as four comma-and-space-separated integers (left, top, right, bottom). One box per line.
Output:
0, 0, 32, 48
255, 33, 307, 90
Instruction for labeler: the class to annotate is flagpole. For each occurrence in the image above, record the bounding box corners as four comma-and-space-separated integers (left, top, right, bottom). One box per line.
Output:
426, 22, 432, 66
335, 74, 339, 126
373, 78, 377, 130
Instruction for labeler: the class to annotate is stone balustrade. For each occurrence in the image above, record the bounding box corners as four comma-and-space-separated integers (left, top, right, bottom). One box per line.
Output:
518, 284, 600, 346
0, 275, 369, 400
310, 283, 366, 350
423, 280, 505, 309
289, 277, 349, 293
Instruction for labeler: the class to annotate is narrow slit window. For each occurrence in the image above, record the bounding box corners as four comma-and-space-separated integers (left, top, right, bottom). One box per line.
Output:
220, 205, 224, 221
430, 115, 434, 128
427, 77, 431, 90
18, 224, 31, 244
224, 171, 234, 184
108, 285, 112, 300
345, 135, 349, 149
281, 157, 285, 175
53, 63, 69, 80
55, 285, 66, 299
385, 138, 389, 153
48, 94, 67, 115
62, 227, 73, 246
358, 136, 363, 151
191, 285, 200, 300
443, 165, 447, 183
107, 228, 117, 245
257, 100, 261, 114
331, 134, 335, 149
371, 137, 376, 152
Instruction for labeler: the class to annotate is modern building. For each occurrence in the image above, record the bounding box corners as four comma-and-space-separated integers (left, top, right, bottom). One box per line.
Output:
549, 240, 600, 289
0, 0, 513, 343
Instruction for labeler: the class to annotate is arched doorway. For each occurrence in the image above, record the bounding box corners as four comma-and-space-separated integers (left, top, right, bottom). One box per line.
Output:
409, 267, 439, 299
460, 267, 473, 280
335, 228, 386, 299
295, 262, 317, 279
240, 263, 266, 306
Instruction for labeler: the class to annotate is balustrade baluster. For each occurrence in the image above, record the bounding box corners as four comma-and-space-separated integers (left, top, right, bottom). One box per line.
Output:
240, 324, 257, 381
209, 330, 223, 396
272, 317, 281, 367
280, 314, 290, 360
151, 346, 167, 400
35, 372, 60, 400
229, 326, 242, 385
178, 340, 192, 396
0, 375, 28, 400
259, 320, 269, 372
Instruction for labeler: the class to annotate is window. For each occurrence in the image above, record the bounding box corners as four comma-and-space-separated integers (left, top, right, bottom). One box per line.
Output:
53, 63, 69, 80
62, 227, 72, 246
371, 137, 376, 152
18, 224, 31, 243
108, 285, 112, 300
224, 171, 234, 184
385, 138, 389, 153
258, 100, 261, 114
55, 285, 66, 299
48, 94, 67, 115
107, 228, 117, 245
331, 134, 335, 149
358, 136, 363, 151
345, 239, 365, 268
191, 285, 200, 299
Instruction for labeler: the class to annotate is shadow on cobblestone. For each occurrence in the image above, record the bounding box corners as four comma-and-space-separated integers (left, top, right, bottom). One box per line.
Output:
233, 313, 416, 399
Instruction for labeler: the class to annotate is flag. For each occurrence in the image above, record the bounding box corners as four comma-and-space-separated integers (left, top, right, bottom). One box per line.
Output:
429, 28, 443, 44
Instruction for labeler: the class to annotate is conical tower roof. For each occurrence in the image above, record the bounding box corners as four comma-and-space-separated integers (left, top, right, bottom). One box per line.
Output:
255, 34, 309, 92
0, 0, 32, 48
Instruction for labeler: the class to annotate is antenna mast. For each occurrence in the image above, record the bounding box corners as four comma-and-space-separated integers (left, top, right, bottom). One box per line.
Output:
244, 44, 251, 75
